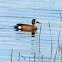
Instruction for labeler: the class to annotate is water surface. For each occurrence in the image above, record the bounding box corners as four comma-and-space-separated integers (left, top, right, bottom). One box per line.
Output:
0, 0, 62, 62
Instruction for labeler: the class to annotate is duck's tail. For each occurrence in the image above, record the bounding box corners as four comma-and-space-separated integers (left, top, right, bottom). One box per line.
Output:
14, 25, 18, 29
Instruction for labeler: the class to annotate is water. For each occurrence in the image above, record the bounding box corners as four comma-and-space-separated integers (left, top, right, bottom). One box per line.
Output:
0, 0, 62, 62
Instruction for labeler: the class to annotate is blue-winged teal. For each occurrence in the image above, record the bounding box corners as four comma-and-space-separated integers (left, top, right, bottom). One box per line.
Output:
14, 19, 40, 31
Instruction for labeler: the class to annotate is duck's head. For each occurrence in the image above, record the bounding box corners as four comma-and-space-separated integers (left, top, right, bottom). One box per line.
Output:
32, 19, 40, 25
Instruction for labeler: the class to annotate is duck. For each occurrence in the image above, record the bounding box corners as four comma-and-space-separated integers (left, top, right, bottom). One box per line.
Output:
14, 19, 40, 31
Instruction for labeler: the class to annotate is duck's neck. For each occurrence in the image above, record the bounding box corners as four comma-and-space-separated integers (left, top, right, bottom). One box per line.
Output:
32, 24, 35, 26
32, 24, 37, 30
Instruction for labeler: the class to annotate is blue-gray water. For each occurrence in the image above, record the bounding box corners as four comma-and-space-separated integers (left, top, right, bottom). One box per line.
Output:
0, 0, 62, 62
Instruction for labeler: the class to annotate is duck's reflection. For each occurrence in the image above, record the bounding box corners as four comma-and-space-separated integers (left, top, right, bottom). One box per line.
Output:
15, 29, 37, 37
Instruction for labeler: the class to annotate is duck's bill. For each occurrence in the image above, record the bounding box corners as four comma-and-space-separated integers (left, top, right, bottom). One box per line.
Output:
36, 21, 40, 23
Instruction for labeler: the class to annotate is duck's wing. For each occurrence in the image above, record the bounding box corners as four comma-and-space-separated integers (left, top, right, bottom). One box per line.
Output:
17, 23, 31, 26
17, 23, 24, 26
14, 23, 31, 29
